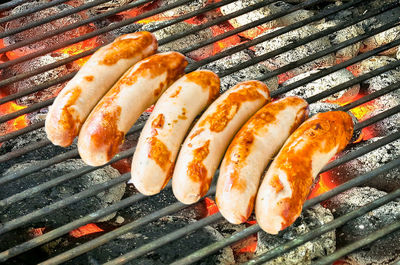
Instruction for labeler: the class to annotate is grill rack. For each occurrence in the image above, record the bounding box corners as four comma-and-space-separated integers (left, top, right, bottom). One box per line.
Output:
0, 0, 399, 264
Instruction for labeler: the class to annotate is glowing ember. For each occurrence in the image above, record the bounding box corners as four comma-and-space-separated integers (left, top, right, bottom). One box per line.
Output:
210, 22, 241, 54
111, 158, 132, 174
233, 233, 258, 254
203, 197, 219, 216
57, 36, 98, 67
308, 172, 338, 200
29, 227, 45, 237
0, 92, 29, 136
69, 223, 104, 238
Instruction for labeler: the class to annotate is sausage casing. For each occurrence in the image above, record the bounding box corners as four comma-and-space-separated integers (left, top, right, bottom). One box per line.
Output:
45, 31, 158, 147
130, 70, 220, 195
216, 97, 309, 224
172, 80, 271, 204
78, 52, 187, 166
255, 111, 354, 234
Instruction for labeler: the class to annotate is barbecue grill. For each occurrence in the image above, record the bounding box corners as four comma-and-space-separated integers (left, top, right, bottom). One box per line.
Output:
0, 0, 399, 264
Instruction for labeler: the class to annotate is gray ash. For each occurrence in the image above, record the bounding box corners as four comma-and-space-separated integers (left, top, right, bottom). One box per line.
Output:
60, 215, 234, 265
2, 53, 75, 106
256, 204, 335, 265
3, 2, 93, 58
329, 138, 400, 192
201, 50, 278, 93
142, 22, 214, 61
282, 68, 359, 102
316, 21, 364, 62
0, 159, 125, 226
324, 187, 400, 265
254, 25, 335, 81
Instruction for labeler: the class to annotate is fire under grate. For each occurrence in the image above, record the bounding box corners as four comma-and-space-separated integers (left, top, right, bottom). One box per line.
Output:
0, 0, 399, 264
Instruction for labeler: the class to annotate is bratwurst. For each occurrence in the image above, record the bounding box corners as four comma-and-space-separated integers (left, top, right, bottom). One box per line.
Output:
216, 97, 309, 224
45, 31, 158, 147
172, 80, 271, 204
78, 52, 187, 166
130, 70, 220, 195
255, 111, 354, 234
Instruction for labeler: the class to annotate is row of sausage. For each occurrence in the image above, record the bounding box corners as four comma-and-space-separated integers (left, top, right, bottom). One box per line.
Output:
45, 31, 354, 234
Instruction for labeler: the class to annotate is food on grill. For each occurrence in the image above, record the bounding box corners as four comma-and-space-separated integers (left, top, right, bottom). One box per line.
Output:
255, 111, 354, 234
172, 80, 271, 204
130, 70, 220, 195
78, 52, 188, 166
45, 31, 158, 147
216, 97, 309, 224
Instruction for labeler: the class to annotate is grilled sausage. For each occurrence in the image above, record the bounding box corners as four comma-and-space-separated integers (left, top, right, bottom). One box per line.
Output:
78, 52, 187, 166
216, 97, 309, 224
130, 70, 220, 195
255, 111, 354, 234
172, 80, 271, 204
45, 31, 158, 147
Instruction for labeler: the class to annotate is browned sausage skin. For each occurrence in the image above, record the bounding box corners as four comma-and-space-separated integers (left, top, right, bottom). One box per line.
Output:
78, 52, 187, 166
216, 97, 309, 224
45, 31, 158, 147
172, 80, 271, 204
255, 111, 354, 234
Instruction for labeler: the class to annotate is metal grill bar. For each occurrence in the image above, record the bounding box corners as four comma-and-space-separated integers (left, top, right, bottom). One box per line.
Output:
339, 82, 400, 112
0, 98, 54, 124
221, 19, 399, 80
0, 0, 28, 13
2, 40, 399, 163
185, 0, 368, 71
246, 189, 400, 265
0, 121, 145, 184
0, 0, 194, 70
0, 0, 374, 104
0, 0, 71, 24
1, 19, 399, 143
0, 0, 246, 89
170, 158, 400, 265
0, 120, 44, 143
0, 173, 130, 236
0, 0, 153, 54
314, 220, 400, 265
0, 0, 113, 39
0, 129, 396, 260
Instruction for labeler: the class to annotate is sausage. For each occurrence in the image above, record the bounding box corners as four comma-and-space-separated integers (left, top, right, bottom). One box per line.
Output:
45, 31, 158, 147
216, 97, 309, 224
172, 80, 271, 204
78, 52, 188, 166
255, 111, 354, 234
130, 70, 220, 195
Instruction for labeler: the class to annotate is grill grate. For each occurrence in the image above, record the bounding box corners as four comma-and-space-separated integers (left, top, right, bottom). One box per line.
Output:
0, 0, 400, 264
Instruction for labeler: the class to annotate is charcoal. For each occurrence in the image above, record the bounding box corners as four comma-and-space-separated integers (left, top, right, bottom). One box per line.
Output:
159, 0, 206, 17
358, 6, 400, 56
329, 138, 400, 192
62, 216, 234, 265
282, 68, 359, 102
87, 0, 135, 14
352, 56, 400, 86
254, 25, 335, 81
142, 21, 213, 61
201, 50, 278, 93
316, 20, 364, 62
367, 90, 400, 138
2, 53, 73, 106
256, 204, 335, 265
0, 127, 77, 174
4, 2, 92, 59
220, 1, 314, 39
324, 187, 400, 265
0, 159, 125, 227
